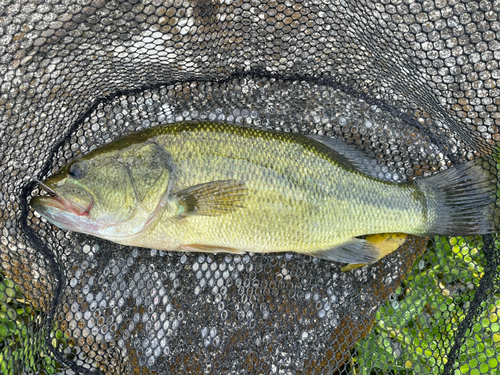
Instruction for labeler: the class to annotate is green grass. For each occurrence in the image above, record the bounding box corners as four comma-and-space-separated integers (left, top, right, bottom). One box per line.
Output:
353, 235, 500, 374
0, 271, 62, 374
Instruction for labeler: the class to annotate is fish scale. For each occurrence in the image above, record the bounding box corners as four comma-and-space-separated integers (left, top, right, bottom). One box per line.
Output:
31, 121, 497, 264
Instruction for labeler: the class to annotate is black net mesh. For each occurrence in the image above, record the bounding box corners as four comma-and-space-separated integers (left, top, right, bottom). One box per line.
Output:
1, 0, 500, 374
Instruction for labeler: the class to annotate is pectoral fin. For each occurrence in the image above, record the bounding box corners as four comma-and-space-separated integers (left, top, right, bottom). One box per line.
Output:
305, 238, 382, 264
174, 180, 248, 217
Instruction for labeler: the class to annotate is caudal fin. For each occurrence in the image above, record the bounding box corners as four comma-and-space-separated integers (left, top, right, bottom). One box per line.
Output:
415, 158, 497, 236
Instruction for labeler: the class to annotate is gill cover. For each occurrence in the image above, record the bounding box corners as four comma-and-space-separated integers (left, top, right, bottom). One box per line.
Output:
98, 141, 175, 239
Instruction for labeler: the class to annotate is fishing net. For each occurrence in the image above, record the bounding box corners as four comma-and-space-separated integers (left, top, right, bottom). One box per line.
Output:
1, 0, 500, 374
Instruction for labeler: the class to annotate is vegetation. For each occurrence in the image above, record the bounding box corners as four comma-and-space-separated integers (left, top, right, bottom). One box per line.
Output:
354, 235, 500, 374
0, 271, 61, 374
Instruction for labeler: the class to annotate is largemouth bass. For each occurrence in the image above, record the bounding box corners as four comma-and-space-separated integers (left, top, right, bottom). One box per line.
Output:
30, 122, 497, 264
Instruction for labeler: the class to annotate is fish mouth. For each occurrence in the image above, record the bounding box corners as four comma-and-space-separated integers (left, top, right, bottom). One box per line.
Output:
31, 181, 94, 217
30, 177, 94, 217
30, 195, 92, 217
29, 176, 100, 234
30, 192, 97, 234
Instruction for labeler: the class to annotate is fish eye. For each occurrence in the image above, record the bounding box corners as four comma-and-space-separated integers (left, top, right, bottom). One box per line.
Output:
68, 161, 87, 180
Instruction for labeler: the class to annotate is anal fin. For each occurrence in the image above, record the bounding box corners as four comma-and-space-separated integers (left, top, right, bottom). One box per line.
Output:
180, 244, 245, 254
305, 238, 382, 264
340, 233, 408, 271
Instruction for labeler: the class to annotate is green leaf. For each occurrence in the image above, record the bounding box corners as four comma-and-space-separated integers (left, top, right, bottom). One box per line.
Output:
0, 323, 8, 338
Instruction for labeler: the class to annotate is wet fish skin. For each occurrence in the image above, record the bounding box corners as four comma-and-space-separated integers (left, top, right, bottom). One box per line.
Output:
30, 121, 496, 264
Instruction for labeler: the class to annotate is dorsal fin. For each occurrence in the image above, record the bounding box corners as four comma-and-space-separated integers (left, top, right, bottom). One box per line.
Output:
307, 135, 384, 180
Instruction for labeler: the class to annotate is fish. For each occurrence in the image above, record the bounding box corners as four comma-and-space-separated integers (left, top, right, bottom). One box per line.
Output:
30, 121, 497, 264
340, 233, 409, 271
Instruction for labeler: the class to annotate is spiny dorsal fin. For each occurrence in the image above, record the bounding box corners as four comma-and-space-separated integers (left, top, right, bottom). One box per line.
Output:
174, 180, 248, 217
306, 135, 385, 180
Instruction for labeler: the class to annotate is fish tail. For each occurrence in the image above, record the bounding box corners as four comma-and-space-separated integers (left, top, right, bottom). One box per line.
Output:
415, 157, 498, 236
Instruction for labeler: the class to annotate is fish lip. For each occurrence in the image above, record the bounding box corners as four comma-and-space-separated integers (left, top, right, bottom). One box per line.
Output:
31, 187, 93, 217
30, 194, 100, 234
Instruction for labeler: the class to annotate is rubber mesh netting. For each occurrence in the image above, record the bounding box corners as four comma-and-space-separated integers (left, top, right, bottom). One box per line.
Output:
1, 0, 500, 374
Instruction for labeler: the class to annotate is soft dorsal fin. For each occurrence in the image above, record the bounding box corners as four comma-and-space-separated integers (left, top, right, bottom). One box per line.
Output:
173, 180, 248, 217
307, 135, 384, 180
